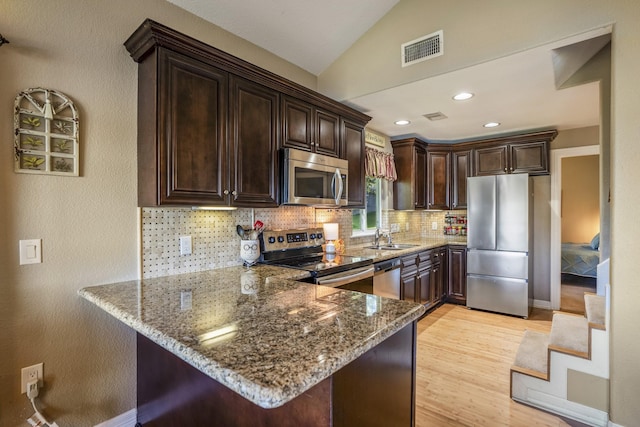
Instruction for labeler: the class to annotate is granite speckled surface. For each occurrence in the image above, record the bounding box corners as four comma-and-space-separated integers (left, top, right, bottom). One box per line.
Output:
346, 236, 468, 262
78, 265, 425, 409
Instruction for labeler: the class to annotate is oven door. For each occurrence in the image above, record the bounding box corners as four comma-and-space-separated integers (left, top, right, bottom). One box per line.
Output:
315, 265, 374, 294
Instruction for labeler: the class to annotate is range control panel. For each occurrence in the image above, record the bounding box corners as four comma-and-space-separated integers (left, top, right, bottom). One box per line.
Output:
261, 228, 325, 252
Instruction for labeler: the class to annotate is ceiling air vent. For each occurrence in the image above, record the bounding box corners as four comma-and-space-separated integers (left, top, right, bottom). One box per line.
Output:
423, 112, 448, 121
401, 30, 443, 67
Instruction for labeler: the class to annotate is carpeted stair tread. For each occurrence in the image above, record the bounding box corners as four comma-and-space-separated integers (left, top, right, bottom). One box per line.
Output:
584, 294, 605, 328
549, 313, 589, 356
513, 330, 549, 378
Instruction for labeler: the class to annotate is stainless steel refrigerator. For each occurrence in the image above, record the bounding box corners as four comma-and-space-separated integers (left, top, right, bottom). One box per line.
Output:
466, 173, 533, 318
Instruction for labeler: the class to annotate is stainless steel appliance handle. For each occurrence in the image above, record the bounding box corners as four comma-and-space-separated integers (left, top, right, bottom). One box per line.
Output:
316, 266, 374, 288
333, 168, 343, 205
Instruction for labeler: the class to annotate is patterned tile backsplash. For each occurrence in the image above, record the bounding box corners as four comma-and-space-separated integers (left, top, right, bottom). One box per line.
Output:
141, 207, 465, 279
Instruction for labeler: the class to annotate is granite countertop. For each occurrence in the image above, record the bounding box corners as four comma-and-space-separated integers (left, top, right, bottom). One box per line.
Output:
78, 265, 425, 409
345, 236, 468, 262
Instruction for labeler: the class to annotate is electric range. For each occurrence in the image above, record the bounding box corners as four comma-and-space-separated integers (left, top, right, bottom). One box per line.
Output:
259, 227, 373, 279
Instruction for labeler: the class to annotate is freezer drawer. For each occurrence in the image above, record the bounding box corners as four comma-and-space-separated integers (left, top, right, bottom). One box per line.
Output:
467, 250, 528, 280
466, 274, 530, 318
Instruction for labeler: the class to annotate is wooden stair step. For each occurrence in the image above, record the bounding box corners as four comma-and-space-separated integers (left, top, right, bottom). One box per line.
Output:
511, 330, 549, 380
549, 313, 589, 358
584, 293, 606, 329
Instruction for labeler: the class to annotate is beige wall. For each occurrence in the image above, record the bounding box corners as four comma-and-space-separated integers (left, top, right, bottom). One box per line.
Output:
321, 2, 639, 424
553, 126, 600, 149
562, 156, 600, 243
0, 1, 315, 425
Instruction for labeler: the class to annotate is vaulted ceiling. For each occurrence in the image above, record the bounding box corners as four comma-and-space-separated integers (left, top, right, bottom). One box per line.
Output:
167, 0, 608, 142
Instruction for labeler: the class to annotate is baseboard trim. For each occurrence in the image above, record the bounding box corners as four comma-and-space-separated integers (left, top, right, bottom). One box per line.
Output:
514, 388, 609, 427
533, 299, 552, 310
94, 408, 137, 427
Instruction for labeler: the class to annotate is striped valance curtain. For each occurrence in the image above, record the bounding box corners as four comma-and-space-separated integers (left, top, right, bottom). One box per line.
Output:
365, 146, 397, 181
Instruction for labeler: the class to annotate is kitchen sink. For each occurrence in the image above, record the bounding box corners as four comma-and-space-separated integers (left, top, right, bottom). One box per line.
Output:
365, 243, 420, 250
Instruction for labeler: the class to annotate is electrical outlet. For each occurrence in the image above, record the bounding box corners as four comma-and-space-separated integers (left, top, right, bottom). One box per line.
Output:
405, 223, 410, 231
21, 363, 43, 393
179, 236, 192, 256
390, 223, 400, 232
431, 221, 438, 230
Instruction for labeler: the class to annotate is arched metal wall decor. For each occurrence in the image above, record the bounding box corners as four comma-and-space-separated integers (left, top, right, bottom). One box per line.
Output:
14, 88, 79, 176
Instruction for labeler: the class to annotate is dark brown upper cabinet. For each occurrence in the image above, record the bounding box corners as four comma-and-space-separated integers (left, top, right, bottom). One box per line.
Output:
472, 130, 557, 176
125, 19, 369, 207
135, 47, 230, 206
229, 76, 280, 207
426, 148, 451, 210
342, 119, 366, 208
282, 96, 341, 157
451, 149, 471, 209
392, 138, 427, 210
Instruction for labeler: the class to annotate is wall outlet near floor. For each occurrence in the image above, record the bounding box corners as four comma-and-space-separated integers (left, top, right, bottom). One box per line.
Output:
390, 223, 400, 232
431, 221, 438, 230
179, 236, 192, 255
21, 363, 43, 393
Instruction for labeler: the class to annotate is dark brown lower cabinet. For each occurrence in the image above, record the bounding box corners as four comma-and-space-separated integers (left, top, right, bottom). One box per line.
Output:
137, 323, 417, 426
402, 247, 447, 312
447, 245, 467, 304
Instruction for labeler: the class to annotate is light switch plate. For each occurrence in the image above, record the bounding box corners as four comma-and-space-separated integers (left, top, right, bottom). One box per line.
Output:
19, 239, 42, 265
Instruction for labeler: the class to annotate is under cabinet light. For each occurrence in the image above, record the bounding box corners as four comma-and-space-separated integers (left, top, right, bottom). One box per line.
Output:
192, 206, 238, 211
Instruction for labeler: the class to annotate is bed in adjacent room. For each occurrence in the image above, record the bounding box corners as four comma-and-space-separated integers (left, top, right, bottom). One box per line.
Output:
561, 233, 600, 279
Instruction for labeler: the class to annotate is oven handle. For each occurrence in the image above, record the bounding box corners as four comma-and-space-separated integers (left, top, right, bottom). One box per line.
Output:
316, 266, 374, 288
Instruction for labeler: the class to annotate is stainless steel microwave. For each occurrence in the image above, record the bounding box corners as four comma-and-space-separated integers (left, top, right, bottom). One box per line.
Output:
282, 148, 348, 207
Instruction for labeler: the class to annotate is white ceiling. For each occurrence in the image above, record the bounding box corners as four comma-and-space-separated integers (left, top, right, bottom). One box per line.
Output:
167, 0, 609, 143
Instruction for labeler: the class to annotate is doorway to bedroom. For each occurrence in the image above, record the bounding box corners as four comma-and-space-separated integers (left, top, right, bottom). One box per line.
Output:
560, 154, 599, 314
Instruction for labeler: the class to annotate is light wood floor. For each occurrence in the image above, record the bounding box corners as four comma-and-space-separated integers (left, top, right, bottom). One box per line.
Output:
561, 279, 596, 315
415, 304, 579, 427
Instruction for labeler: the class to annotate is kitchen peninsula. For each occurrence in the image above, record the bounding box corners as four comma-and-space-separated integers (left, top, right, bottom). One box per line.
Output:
79, 265, 425, 426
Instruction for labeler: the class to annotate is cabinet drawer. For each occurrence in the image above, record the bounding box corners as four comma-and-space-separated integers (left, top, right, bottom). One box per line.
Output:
400, 254, 418, 268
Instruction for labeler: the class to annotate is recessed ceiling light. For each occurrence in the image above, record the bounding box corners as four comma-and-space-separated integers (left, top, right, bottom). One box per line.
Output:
453, 92, 474, 101
395, 120, 411, 126
483, 122, 500, 128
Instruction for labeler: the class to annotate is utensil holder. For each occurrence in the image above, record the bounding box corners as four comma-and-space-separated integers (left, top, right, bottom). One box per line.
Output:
240, 239, 260, 266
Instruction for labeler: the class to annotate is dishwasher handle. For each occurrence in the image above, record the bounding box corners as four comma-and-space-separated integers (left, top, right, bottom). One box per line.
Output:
374, 258, 401, 274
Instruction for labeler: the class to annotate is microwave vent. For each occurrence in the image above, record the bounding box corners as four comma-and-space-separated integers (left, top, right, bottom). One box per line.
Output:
401, 30, 443, 67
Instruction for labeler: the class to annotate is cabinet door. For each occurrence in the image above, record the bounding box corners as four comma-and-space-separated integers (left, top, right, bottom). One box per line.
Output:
417, 267, 431, 305
434, 247, 447, 299
281, 96, 313, 152
451, 150, 470, 209
509, 141, 549, 175
401, 273, 417, 302
473, 145, 508, 176
229, 76, 279, 207
342, 119, 366, 207
315, 109, 341, 157
427, 150, 450, 210
447, 246, 467, 304
414, 148, 427, 209
392, 140, 427, 210
156, 48, 228, 206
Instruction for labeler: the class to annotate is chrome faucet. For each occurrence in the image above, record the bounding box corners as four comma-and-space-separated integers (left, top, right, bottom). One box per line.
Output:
386, 230, 393, 246
374, 228, 381, 247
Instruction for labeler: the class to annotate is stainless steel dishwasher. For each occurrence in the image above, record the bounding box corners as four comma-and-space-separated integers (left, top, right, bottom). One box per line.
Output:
373, 258, 401, 299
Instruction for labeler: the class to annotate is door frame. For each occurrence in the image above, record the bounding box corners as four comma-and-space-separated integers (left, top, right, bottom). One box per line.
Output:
549, 145, 600, 310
